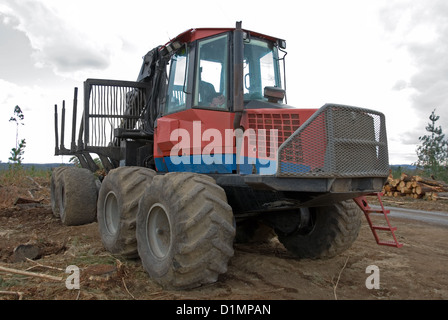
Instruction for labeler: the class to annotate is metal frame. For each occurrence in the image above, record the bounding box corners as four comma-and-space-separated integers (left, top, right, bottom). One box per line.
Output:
54, 79, 151, 172
276, 103, 389, 179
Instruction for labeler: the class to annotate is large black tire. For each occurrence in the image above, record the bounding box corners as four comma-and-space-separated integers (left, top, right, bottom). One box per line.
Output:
277, 200, 362, 259
50, 166, 70, 218
57, 167, 98, 226
97, 166, 156, 258
136, 172, 235, 290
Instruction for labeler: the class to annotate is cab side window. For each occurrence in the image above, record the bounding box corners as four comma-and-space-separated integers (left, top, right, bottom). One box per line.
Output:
243, 39, 281, 101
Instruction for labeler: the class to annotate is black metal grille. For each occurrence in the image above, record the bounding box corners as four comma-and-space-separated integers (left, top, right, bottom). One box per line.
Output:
83, 79, 150, 148
277, 104, 389, 178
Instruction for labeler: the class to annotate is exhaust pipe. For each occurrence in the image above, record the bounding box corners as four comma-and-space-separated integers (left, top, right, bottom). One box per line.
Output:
233, 21, 244, 130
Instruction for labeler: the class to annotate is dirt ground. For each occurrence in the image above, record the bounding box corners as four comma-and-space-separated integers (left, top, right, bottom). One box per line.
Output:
1, 176, 447, 300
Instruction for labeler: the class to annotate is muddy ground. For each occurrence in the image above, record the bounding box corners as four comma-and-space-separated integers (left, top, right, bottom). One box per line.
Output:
0, 176, 447, 300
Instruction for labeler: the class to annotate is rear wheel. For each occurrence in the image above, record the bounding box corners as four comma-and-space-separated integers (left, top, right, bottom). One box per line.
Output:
50, 166, 69, 218
97, 166, 156, 258
277, 200, 362, 259
136, 172, 235, 289
58, 167, 98, 226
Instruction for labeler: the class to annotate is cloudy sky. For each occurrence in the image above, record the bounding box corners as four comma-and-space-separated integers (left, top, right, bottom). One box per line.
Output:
0, 0, 447, 165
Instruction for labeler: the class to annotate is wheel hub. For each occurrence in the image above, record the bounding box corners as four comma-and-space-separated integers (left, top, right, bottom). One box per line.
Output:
104, 191, 120, 235
146, 204, 172, 259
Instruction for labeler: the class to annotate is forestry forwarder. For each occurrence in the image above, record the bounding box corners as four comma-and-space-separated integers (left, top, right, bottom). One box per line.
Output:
51, 22, 401, 290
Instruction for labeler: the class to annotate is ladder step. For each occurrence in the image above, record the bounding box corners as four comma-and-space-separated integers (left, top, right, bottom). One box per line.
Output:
354, 192, 403, 248
365, 209, 390, 214
372, 225, 397, 231
378, 240, 403, 248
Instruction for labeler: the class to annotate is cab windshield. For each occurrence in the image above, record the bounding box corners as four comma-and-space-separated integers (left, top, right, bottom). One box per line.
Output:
166, 33, 284, 114
193, 34, 283, 109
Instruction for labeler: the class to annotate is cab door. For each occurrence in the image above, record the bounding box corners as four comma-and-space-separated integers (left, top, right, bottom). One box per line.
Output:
154, 33, 236, 173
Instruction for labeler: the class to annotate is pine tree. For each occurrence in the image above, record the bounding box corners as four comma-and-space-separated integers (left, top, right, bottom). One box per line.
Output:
415, 109, 448, 180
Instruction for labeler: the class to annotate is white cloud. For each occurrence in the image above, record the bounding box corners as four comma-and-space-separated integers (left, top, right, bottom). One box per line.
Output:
379, 0, 448, 136
1, 0, 118, 77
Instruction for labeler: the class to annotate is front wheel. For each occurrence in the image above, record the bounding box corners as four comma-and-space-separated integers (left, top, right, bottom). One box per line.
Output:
97, 167, 156, 258
277, 200, 362, 259
136, 172, 235, 290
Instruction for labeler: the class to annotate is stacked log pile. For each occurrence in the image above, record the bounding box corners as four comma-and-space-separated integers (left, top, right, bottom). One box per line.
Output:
383, 173, 448, 200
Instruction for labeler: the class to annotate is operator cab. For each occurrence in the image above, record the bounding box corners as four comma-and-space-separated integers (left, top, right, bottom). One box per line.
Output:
148, 24, 293, 175
162, 26, 287, 116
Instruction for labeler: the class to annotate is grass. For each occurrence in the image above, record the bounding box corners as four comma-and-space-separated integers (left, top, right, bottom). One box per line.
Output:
0, 164, 54, 208
0, 276, 23, 290
0, 164, 52, 188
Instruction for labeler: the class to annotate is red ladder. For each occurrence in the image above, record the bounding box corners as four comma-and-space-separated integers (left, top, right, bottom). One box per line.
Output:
353, 193, 403, 248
